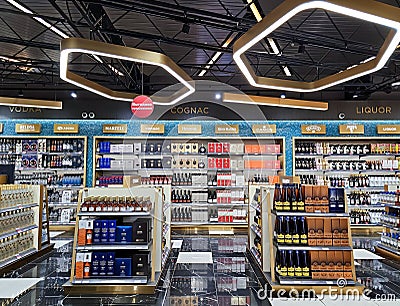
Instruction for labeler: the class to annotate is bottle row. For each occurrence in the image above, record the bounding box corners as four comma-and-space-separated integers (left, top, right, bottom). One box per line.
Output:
215, 257, 246, 273
276, 250, 353, 280
0, 232, 35, 263
80, 196, 152, 213
0, 139, 84, 154
295, 158, 399, 171
49, 207, 76, 224
15, 173, 83, 187
381, 232, 400, 250
75, 251, 149, 279
377, 191, 400, 206
16, 155, 84, 169
48, 189, 79, 204
171, 207, 247, 223
274, 216, 349, 246
295, 142, 400, 155
381, 210, 400, 228
350, 209, 382, 225
0, 208, 35, 236
0, 185, 35, 208
78, 219, 150, 246
171, 189, 245, 204
301, 174, 400, 188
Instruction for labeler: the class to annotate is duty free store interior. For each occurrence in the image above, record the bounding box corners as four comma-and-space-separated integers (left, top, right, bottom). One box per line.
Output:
0, 0, 400, 306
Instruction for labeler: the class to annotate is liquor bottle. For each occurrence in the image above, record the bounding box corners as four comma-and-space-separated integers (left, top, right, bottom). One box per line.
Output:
299, 217, 308, 245
301, 250, 310, 277
296, 184, 305, 211
274, 184, 283, 211
291, 216, 300, 244
254, 236, 262, 253
279, 250, 287, 276
294, 250, 302, 277
287, 250, 295, 277
290, 184, 297, 211
283, 216, 292, 244
275, 216, 285, 244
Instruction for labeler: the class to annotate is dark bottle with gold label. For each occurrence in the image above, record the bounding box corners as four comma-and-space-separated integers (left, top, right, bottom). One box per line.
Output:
294, 250, 302, 277
301, 250, 310, 277
291, 216, 300, 244
296, 184, 305, 211
275, 216, 285, 244
274, 184, 282, 211
284, 216, 292, 244
287, 250, 295, 277
283, 184, 290, 211
290, 184, 297, 211
279, 250, 287, 276
299, 217, 308, 245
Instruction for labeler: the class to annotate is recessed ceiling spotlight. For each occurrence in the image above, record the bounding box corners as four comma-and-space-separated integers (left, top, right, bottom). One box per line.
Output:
70, 91, 77, 98
353, 94, 358, 99
280, 93, 286, 99
215, 93, 221, 100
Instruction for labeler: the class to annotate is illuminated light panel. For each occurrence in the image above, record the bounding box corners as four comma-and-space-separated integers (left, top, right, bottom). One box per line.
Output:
0, 97, 62, 109
283, 66, 291, 77
233, 0, 400, 92
60, 38, 195, 105
223, 92, 328, 111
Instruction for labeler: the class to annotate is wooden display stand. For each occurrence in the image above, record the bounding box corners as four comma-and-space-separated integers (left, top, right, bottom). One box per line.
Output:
0, 185, 53, 274
248, 184, 364, 294
63, 186, 171, 295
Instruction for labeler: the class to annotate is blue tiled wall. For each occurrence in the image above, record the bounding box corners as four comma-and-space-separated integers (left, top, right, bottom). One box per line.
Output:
2, 119, 399, 185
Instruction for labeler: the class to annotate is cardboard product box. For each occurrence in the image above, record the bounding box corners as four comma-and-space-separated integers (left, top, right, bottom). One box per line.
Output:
310, 251, 320, 271
315, 218, 324, 239
223, 142, 230, 153
115, 258, 132, 277
91, 252, 100, 276
78, 220, 87, 246
208, 142, 215, 153
328, 188, 337, 212
108, 220, 117, 243
307, 218, 316, 245
344, 271, 353, 279
110, 144, 119, 153
131, 253, 149, 277
340, 218, 349, 239
237, 160, 244, 170
324, 219, 332, 239
337, 188, 345, 212
304, 185, 313, 204
134, 142, 141, 154
123, 175, 141, 188
110, 160, 123, 169
216, 158, 223, 169
274, 160, 281, 169
324, 238, 333, 246
208, 157, 215, 169
334, 251, 344, 272
320, 185, 329, 202
116, 225, 133, 243
132, 219, 150, 243
331, 218, 341, 239
101, 220, 109, 243
75, 252, 84, 279
99, 252, 107, 276
215, 143, 222, 153
343, 251, 353, 271
223, 158, 230, 169
312, 185, 321, 202
191, 296, 199, 306
244, 144, 252, 154
106, 252, 115, 276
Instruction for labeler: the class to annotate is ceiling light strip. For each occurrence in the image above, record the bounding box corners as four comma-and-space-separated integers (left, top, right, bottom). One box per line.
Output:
60, 38, 195, 105
223, 92, 328, 110
233, 0, 400, 92
0, 97, 62, 109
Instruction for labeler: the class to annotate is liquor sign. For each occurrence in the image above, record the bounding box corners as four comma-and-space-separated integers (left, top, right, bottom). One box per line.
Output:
376, 125, 400, 134
215, 124, 239, 134
301, 124, 326, 135
102, 124, 128, 134
54, 124, 79, 134
339, 124, 364, 135
252, 124, 276, 134
140, 124, 165, 134
178, 124, 202, 134
15, 123, 41, 134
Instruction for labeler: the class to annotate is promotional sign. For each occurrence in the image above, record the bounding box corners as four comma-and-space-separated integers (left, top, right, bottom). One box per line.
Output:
54, 124, 79, 134
15, 123, 41, 134
301, 124, 326, 135
140, 124, 165, 134
102, 124, 128, 134
252, 124, 276, 134
131, 95, 154, 118
215, 124, 239, 134
339, 124, 364, 134
178, 124, 202, 134
376, 125, 400, 134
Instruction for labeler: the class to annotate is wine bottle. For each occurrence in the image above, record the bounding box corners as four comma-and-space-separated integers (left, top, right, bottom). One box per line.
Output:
283, 216, 292, 244
274, 184, 282, 211
301, 250, 310, 277
275, 216, 285, 244
297, 184, 305, 211
294, 250, 302, 277
291, 216, 300, 244
287, 250, 295, 277
290, 184, 297, 211
299, 217, 308, 245
280, 250, 287, 276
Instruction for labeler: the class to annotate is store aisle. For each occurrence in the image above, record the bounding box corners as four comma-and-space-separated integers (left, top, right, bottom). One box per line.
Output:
0, 235, 399, 305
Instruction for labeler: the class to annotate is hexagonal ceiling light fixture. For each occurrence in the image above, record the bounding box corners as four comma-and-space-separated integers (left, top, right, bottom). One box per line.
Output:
233, 0, 400, 92
60, 38, 195, 105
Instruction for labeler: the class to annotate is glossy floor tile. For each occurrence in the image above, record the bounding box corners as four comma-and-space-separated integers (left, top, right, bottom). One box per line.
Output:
0, 235, 398, 305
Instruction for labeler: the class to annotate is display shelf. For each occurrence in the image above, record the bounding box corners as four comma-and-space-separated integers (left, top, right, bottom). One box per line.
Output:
170, 222, 248, 226
78, 211, 152, 217
47, 186, 84, 189
276, 277, 356, 286
273, 241, 352, 251
272, 210, 349, 217
67, 186, 170, 295
0, 225, 38, 241
171, 185, 246, 189
0, 248, 37, 270
171, 203, 246, 206
380, 223, 400, 231
49, 222, 75, 225
0, 203, 38, 214
48, 202, 78, 206
381, 203, 400, 209
376, 243, 400, 256
350, 223, 381, 227
76, 243, 152, 251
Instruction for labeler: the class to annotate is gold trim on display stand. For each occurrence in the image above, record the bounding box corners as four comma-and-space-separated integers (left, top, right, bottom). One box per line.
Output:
233, 0, 400, 92
0, 97, 62, 109
60, 38, 195, 105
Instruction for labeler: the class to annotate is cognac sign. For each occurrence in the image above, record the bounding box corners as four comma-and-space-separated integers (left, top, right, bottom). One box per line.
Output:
102, 124, 128, 134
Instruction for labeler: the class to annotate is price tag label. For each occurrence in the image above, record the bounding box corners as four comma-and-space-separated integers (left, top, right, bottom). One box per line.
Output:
282, 179, 290, 184
322, 248, 328, 251
16, 254, 21, 259
16, 228, 21, 233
